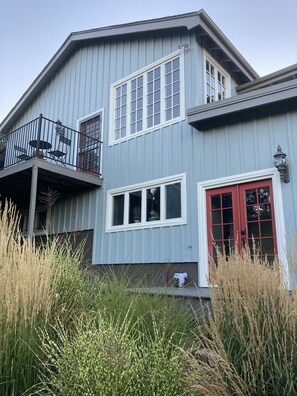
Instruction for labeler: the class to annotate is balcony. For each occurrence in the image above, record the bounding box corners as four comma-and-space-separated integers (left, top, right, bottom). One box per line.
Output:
0, 114, 103, 236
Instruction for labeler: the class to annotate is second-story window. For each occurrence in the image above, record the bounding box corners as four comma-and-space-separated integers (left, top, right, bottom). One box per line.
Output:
205, 56, 228, 103
111, 52, 183, 143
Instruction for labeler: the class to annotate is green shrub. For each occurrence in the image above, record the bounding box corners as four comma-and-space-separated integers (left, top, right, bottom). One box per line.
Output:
35, 314, 192, 396
89, 273, 195, 346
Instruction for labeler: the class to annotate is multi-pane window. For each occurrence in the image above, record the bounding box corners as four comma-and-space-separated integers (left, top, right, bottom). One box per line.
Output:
108, 175, 186, 230
205, 57, 228, 103
130, 77, 143, 134
165, 58, 180, 121
115, 84, 127, 140
112, 53, 182, 142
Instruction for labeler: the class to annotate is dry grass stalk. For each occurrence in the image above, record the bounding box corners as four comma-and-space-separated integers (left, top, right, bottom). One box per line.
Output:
187, 249, 297, 395
0, 201, 59, 326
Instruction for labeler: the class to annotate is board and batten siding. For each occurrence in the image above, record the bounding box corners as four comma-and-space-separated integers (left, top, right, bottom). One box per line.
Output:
193, 100, 297, 237
8, 28, 244, 266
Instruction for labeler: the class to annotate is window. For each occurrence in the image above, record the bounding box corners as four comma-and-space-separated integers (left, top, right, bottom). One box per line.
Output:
20, 209, 47, 233
111, 52, 183, 142
107, 174, 186, 230
78, 112, 102, 174
205, 55, 228, 103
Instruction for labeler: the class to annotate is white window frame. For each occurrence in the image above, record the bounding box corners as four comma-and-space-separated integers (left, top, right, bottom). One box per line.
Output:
197, 168, 288, 288
204, 51, 230, 104
106, 173, 187, 231
109, 50, 185, 145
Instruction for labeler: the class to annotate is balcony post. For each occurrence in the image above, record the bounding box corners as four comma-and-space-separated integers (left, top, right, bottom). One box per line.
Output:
36, 114, 43, 155
27, 163, 38, 238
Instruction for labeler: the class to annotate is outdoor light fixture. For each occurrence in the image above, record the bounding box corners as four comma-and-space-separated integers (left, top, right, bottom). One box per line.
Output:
55, 119, 65, 136
273, 145, 290, 183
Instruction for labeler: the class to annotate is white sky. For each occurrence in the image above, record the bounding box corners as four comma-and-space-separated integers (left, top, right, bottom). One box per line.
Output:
1, 0, 297, 123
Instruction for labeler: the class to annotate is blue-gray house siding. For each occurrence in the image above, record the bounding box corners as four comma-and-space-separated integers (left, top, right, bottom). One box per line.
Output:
1, 10, 295, 286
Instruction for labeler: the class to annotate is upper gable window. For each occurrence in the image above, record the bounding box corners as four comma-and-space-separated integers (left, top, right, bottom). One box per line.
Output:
111, 51, 184, 143
205, 54, 229, 103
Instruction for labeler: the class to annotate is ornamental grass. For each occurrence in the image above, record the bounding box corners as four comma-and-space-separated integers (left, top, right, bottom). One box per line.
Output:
186, 249, 297, 396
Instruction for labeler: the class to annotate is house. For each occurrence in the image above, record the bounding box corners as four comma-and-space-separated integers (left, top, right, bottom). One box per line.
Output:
0, 10, 296, 289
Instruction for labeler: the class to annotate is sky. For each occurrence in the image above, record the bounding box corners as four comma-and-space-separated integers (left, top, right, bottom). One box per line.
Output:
1, 0, 297, 123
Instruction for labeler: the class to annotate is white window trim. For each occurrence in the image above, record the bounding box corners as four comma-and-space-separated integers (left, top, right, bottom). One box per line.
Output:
106, 173, 187, 232
109, 50, 185, 145
204, 51, 230, 103
77, 108, 104, 175
197, 168, 288, 288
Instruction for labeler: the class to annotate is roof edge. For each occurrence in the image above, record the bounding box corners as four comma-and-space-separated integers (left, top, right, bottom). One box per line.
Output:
198, 11, 259, 80
187, 79, 297, 129
0, 9, 258, 133
237, 62, 297, 93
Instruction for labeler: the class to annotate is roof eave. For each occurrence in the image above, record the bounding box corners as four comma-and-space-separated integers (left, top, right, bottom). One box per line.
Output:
198, 11, 259, 81
237, 62, 297, 93
187, 79, 297, 130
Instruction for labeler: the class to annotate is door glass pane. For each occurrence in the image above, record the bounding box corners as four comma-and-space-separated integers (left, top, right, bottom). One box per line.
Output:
113, 195, 124, 226
258, 187, 270, 203
212, 225, 222, 241
223, 224, 234, 240
248, 222, 259, 238
211, 195, 220, 209
212, 210, 221, 225
262, 238, 274, 255
248, 238, 260, 255
222, 193, 232, 208
260, 204, 271, 219
223, 208, 233, 223
247, 206, 258, 221
213, 241, 223, 256
246, 189, 257, 204
260, 220, 273, 237
129, 191, 142, 224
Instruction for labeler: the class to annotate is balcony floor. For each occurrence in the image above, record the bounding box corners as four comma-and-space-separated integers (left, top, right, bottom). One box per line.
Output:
0, 157, 102, 209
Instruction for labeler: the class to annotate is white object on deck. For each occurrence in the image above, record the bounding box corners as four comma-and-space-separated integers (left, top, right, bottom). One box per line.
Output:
173, 272, 188, 288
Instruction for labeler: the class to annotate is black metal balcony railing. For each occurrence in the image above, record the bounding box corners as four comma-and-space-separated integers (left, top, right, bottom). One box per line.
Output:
0, 114, 102, 176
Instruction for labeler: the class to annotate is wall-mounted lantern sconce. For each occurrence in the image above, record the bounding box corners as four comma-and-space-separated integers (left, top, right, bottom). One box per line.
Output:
273, 145, 290, 183
55, 119, 65, 136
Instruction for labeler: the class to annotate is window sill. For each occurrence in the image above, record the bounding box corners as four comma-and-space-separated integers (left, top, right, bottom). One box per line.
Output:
109, 116, 185, 146
106, 218, 186, 233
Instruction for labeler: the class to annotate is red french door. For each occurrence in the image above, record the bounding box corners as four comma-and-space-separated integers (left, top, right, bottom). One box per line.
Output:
206, 179, 277, 266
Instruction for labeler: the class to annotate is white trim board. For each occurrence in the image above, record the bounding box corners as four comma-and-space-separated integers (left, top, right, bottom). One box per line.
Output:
197, 168, 288, 288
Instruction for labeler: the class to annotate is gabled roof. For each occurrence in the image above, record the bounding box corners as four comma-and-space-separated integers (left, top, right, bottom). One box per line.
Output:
0, 9, 258, 134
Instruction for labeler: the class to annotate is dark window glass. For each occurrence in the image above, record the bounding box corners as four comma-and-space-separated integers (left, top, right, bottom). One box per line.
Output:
129, 191, 142, 224
146, 187, 160, 221
166, 183, 181, 219
113, 195, 124, 226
